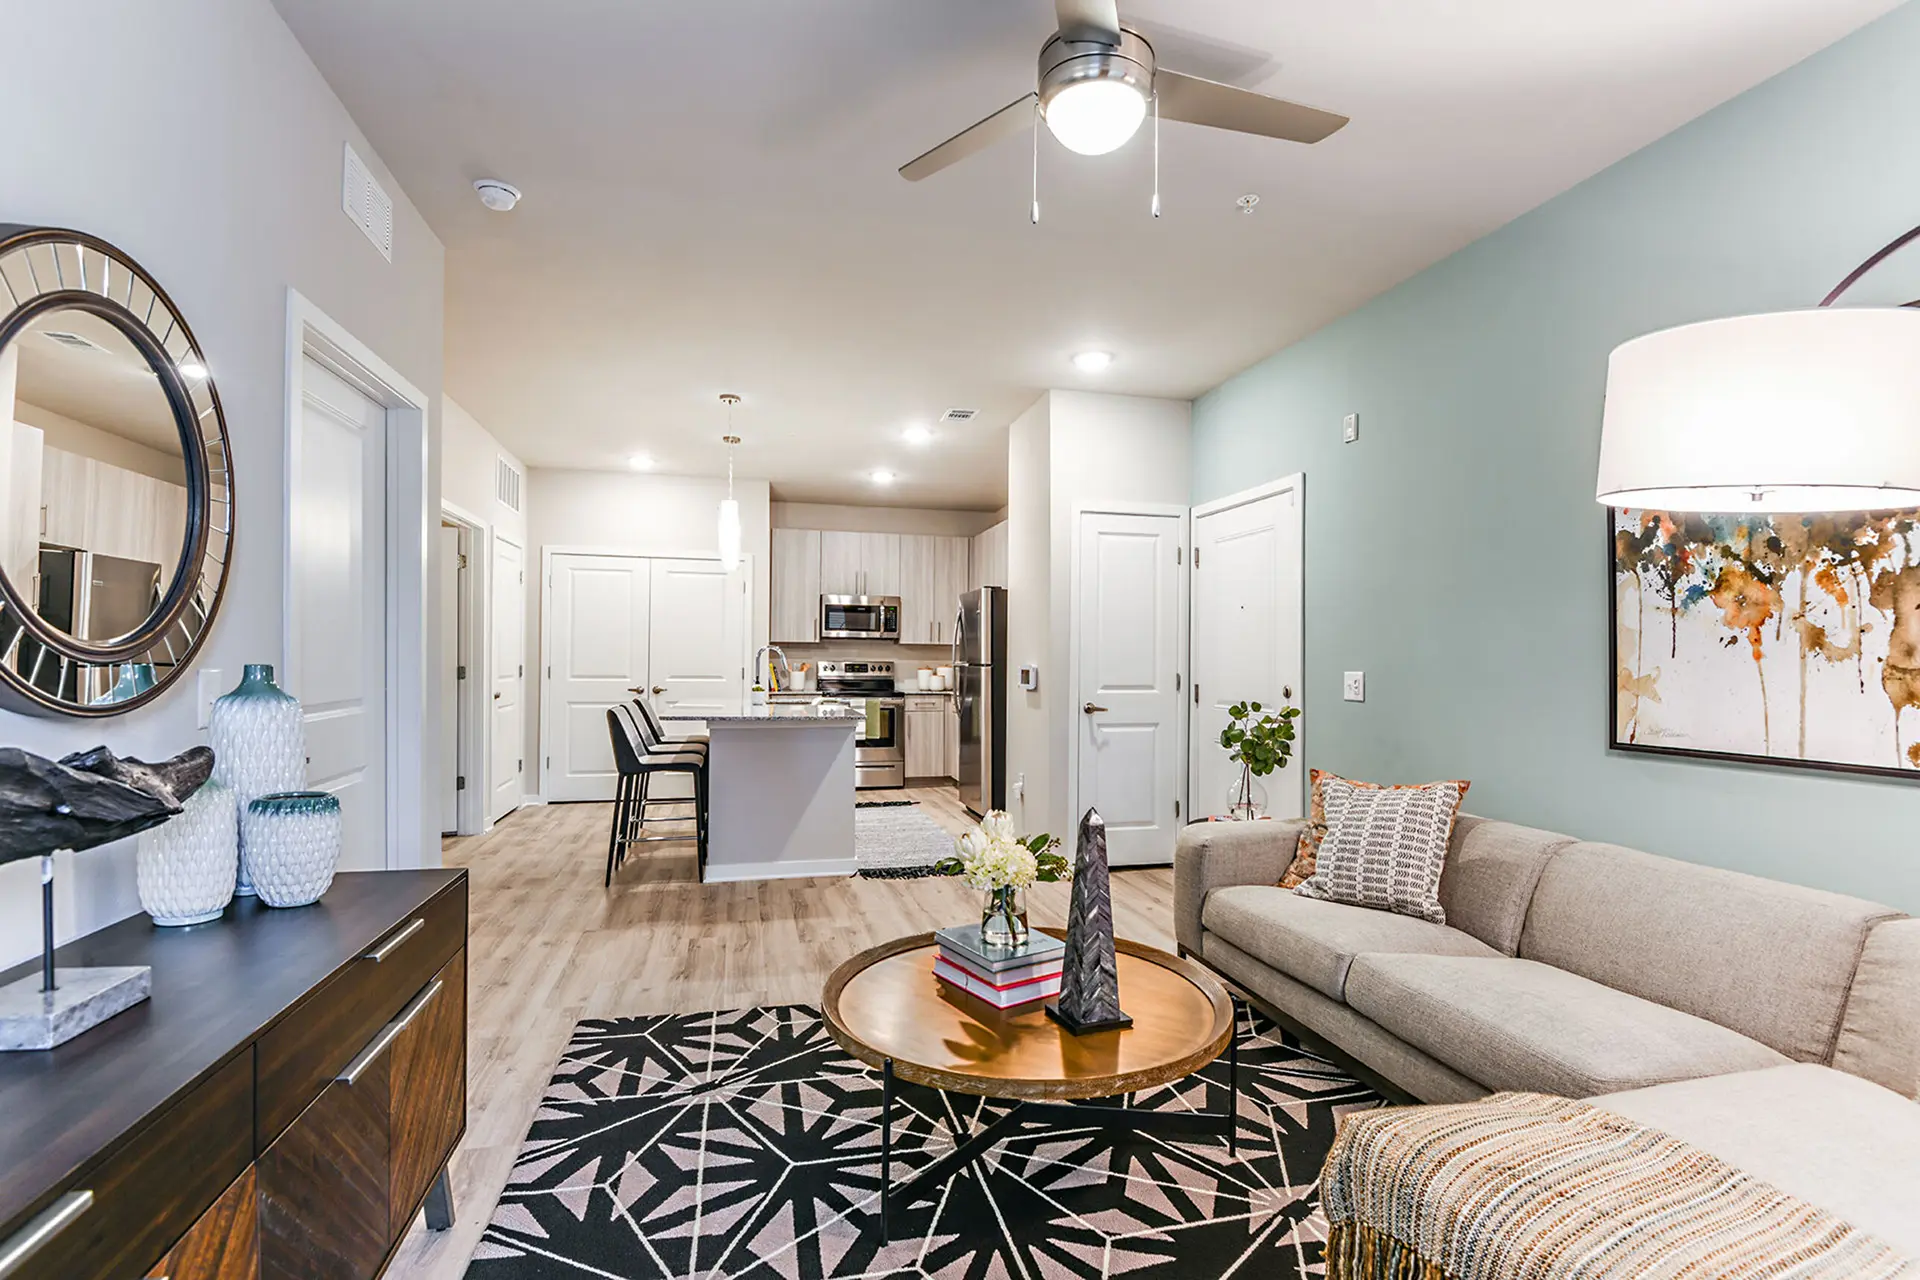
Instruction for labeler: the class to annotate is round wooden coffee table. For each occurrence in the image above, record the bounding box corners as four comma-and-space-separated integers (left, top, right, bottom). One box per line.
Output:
822, 929, 1237, 1237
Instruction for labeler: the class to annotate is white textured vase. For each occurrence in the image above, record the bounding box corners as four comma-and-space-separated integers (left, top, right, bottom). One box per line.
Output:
137, 778, 239, 927
209, 664, 305, 896
242, 791, 341, 908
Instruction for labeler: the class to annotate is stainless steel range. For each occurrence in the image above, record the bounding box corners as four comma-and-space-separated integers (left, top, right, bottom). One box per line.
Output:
817, 660, 904, 789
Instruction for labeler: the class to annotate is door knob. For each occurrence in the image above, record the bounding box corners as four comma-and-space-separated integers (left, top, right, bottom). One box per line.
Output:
1083, 702, 1109, 715
652, 685, 666, 695
493, 692, 501, 700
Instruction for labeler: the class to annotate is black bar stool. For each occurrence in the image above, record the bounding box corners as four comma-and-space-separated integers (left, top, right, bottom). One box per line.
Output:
604, 705, 707, 885
633, 693, 709, 753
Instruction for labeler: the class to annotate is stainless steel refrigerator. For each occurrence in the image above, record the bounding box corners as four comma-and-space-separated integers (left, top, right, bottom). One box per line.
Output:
953, 587, 1007, 817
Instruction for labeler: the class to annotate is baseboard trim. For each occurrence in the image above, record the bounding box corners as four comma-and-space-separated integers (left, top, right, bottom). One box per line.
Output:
701, 858, 858, 883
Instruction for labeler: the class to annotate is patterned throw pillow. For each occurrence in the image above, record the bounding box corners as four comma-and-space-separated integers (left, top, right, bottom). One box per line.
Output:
1278, 769, 1334, 888
1293, 775, 1470, 923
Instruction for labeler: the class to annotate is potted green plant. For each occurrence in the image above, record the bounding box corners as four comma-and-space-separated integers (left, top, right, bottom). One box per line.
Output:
1220, 699, 1299, 820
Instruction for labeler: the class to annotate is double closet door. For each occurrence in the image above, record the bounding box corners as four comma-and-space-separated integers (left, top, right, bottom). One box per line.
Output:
543, 553, 747, 802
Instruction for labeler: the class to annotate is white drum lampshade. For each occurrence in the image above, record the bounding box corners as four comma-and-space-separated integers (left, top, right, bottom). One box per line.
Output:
1596, 308, 1920, 513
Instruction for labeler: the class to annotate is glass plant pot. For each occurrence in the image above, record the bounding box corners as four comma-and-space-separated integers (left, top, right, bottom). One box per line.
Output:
1226, 768, 1269, 821
980, 885, 1029, 951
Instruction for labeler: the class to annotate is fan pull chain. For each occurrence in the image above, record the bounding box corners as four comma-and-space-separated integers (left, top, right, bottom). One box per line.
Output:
1031, 100, 1041, 225
1151, 92, 1161, 219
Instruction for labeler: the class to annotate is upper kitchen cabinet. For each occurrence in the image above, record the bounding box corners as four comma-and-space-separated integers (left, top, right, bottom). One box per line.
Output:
820, 530, 900, 598
770, 528, 820, 642
970, 521, 1008, 590
899, 534, 971, 645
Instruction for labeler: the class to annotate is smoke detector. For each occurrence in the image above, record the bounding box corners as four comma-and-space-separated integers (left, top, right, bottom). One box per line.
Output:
474, 179, 522, 212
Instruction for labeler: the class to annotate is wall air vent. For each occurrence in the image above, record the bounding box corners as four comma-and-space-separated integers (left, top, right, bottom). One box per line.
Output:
495, 456, 523, 512
40, 331, 106, 352
341, 142, 395, 262
939, 407, 978, 424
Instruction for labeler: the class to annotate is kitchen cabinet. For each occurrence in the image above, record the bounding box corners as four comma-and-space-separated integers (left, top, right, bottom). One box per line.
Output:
770, 528, 820, 642
819, 530, 899, 598
904, 693, 949, 779
938, 537, 969, 641
898, 534, 970, 645
970, 521, 1008, 590
945, 700, 960, 780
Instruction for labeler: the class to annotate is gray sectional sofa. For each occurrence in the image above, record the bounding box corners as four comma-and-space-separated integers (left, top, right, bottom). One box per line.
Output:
1174, 813, 1920, 1252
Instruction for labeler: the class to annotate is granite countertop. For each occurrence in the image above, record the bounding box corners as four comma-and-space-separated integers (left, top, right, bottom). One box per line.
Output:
662, 702, 861, 726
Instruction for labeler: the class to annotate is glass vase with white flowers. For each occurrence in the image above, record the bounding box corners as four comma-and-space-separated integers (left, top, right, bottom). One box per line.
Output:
935, 810, 1069, 951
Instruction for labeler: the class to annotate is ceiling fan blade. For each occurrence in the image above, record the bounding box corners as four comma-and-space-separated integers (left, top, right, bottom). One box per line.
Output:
899, 93, 1038, 181
1055, 0, 1121, 43
1155, 69, 1348, 144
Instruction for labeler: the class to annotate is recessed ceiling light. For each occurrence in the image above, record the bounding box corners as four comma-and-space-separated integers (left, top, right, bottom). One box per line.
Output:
627, 453, 654, 471
870, 469, 896, 486
176, 359, 208, 379
1072, 350, 1113, 373
902, 425, 933, 446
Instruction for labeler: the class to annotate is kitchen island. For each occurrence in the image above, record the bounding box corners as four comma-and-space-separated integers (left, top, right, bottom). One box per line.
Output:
662, 702, 860, 882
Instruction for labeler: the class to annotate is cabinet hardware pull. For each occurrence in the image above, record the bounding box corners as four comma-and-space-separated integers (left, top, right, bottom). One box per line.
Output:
337, 977, 444, 1086
362, 916, 425, 963
0, 1190, 92, 1278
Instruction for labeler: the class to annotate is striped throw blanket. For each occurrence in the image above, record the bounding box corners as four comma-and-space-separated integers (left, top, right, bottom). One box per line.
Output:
1320, 1092, 1918, 1280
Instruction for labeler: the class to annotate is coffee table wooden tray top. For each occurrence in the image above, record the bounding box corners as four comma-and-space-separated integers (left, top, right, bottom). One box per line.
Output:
822, 929, 1239, 1237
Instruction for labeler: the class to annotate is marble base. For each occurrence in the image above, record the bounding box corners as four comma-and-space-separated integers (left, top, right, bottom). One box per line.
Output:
0, 966, 152, 1051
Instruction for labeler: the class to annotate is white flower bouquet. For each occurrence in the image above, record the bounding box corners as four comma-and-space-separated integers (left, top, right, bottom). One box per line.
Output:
936, 810, 1067, 890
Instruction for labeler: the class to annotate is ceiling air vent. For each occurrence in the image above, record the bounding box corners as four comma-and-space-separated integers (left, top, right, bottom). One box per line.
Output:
341, 142, 395, 262
495, 456, 523, 512
939, 407, 977, 424
41, 331, 106, 352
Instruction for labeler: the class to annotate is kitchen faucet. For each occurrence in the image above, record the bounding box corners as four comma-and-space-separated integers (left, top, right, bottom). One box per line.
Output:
755, 644, 790, 691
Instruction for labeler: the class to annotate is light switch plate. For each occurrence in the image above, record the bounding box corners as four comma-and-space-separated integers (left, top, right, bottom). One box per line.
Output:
1342, 412, 1360, 444
1343, 671, 1365, 702
197, 669, 223, 729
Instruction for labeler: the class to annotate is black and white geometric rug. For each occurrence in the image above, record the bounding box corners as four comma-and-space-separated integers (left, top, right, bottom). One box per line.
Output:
466, 1003, 1382, 1279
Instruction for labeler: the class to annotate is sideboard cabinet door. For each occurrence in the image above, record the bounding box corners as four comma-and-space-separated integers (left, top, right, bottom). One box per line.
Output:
257, 1067, 390, 1280
387, 951, 467, 1231
144, 1167, 258, 1280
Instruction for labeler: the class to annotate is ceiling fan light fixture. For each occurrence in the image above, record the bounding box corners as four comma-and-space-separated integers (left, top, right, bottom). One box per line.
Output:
1038, 29, 1154, 157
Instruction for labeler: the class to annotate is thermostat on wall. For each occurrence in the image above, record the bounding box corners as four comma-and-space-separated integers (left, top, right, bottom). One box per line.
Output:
1018, 664, 1039, 692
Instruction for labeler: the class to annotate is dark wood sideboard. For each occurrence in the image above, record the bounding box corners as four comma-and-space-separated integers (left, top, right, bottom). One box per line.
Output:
0, 869, 468, 1280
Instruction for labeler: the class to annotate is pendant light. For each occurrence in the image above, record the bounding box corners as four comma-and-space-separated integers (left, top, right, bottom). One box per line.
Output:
717, 395, 742, 573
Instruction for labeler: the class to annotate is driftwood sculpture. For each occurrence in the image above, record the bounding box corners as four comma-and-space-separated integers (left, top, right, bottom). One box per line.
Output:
0, 745, 213, 860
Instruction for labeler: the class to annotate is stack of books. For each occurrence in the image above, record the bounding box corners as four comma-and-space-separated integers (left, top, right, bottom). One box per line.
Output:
932, 925, 1066, 1010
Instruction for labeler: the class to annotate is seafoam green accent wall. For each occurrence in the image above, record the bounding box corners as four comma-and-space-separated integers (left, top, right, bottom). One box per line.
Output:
1191, 2, 1920, 911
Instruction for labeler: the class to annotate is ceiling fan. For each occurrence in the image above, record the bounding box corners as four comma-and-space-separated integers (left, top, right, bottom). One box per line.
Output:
900, 0, 1348, 182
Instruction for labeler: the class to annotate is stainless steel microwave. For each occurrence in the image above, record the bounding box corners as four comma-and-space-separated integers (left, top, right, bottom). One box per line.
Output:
820, 595, 900, 640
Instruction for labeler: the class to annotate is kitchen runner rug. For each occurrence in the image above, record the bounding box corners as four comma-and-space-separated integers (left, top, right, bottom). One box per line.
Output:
465, 1003, 1382, 1280
853, 801, 953, 879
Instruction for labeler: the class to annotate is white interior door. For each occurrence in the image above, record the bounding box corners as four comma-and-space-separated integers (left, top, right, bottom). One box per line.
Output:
291, 355, 387, 870
646, 557, 747, 801
490, 536, 525, 820
1190, 480, 1305, 819
544, 552, 651, 802
1075, 510, 1184, 866
438, 524, 461, 835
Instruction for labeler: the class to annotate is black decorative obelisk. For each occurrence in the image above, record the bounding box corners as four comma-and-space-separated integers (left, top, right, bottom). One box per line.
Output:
1046, 808, 1131, 1034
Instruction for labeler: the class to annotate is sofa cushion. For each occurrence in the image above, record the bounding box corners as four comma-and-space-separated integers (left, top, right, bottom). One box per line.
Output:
1518, 842, 1901, 1063
1435, 816, 1570, 955
1344, 954, 1789, 1097
1597, 1064, 1920, 1256
1201, 885, 1498, 1001
1833, 918, 1920, 1100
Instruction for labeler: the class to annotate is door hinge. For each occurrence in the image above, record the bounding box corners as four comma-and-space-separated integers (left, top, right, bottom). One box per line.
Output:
518, 664, 524, 677
1193, 546, 1201, 568
1176, 545, 1182, 565
457, 665, 467, 680
1175, 799, 1181, 819
519, 758, 524, 771
1194, 683, 1200, 705
458, 553, 469, 570
1175, 672, 1181, 691
456, 775, 466, 790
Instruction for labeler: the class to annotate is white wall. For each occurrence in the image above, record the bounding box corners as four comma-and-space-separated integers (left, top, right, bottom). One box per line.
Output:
772, 502, 1000, 538
0, 0, 445, 969
524, 467, 771, 794
1005, 391, 1191, 838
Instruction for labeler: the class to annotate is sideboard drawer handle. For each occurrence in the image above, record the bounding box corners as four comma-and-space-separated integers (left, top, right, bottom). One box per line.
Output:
336, 977, 443, 1087
362, 916, 425, 963
0, 1190, 93, 1279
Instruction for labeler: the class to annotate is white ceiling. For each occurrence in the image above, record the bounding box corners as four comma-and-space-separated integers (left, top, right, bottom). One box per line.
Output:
14, 310, 184, 456
272, 0, 1899, 509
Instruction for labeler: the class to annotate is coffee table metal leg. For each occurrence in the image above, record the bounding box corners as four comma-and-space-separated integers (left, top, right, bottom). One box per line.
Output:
1227, 1011, 1239, 1158
881, 1059, 894, 1241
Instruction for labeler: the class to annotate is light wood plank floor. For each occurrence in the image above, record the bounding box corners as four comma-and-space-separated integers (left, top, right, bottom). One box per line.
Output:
387, 786, 1178, 1279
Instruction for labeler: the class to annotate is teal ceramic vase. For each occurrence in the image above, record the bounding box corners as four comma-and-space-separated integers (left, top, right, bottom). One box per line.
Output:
91, 662, 158, 707
242, 791, 341, 908
209, 664, 305, 896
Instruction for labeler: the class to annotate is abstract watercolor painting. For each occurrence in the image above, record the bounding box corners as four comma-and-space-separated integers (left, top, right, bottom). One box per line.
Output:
1611, 507, 1920, 779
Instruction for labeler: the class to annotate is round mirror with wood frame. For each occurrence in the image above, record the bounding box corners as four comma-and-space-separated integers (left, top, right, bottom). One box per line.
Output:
0, 225, 233, 716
